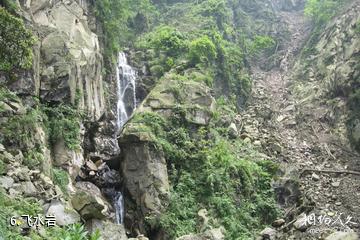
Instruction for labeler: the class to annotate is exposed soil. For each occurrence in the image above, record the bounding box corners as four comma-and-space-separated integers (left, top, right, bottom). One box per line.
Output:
241, 5, 360, 240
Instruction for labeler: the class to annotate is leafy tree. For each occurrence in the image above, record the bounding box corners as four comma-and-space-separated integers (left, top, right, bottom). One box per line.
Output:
94, 0, 154, 57
189, 35, 217, 64
0, 0, 17, 12
138, 26, 187, 56
304, 0, 349, 25
247, 35, 275, 56
0, 7, 35, 71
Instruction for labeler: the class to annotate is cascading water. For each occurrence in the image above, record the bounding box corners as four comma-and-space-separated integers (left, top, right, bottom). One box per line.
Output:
114, 52, 137, 224
114, 192, 125, 224
116, 52, 137, 131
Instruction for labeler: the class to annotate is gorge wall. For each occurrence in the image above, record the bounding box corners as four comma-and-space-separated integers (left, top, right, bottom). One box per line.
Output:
0, 0, 359, 239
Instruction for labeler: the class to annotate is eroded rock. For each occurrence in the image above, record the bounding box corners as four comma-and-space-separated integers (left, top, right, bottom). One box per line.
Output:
86, 219, 128, 240
71, 182, 111, 220
45, 200, 80, 226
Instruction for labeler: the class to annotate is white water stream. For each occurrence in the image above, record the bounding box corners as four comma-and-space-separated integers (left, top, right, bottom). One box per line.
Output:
116, 52, 137, 131
114, 52, 137, 224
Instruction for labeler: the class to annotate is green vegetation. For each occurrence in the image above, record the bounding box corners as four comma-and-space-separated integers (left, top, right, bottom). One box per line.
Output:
0, 188, 41, 239
304, 0, 350, 25
0, 105, 45, 169
348, 89, 360, 151
52, 168, 70, 196
0, 0, 17, 12
132, 107, 279, 239
0, 188, 100, 239
355, 20, 360, 34
43, 223, 101, 240
43, 104, 82, 150
94, 0, 154, 58
189, 36, 217, 65
1, 107, 42, 145
247, 35, 276, 57
0, 7, 35, 71
137, 26, 187, 56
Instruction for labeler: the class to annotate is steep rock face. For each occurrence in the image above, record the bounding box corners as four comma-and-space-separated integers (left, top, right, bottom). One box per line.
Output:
292, 1, 360, 150
0, 1, 125, 238
8, 0, 105, 121
118, 74, 215, 233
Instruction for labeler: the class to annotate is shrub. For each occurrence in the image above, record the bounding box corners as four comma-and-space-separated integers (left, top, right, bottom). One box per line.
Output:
247, 35, 275, 56
188, 35, 217, 65
134, 109, 279, 239
52, 168, 70, 196
43, 104, 81, 150
0, 7, 35, 71
23, 148, 44, 169
304, 0, 349, 25
94, 0, 154, 57
0, 189, 41, 239
1, 108, 43, 146
141, 26, 187, 57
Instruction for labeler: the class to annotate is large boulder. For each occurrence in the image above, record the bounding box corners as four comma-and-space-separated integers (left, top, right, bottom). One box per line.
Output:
138, 76, 216, 125
86, 219, 128, 240
119, 131, 170, 216
52, 138, 84, 179
71, 182, 111, 220
45, 200, 80, 226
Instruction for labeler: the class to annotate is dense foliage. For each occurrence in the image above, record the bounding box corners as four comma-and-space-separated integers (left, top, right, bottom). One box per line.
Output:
304, 0, 350, 25
0, 7, 35, 71
43, 104, 82, 150
94, 0, 154, 57
133, 2, 270, 108
131, 102, 279, 238
0, 87, 81, 173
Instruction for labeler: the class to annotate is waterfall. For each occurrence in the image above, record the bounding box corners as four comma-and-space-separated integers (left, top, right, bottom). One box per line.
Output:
113, 52, 137, 225
114, 192, 125, 224
116, 52, 137, 131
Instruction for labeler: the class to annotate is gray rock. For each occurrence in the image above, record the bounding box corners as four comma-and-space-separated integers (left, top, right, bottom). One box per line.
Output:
119, 134, 170, 219
293, 213, 308, 232
8, 188, 20, 197
228, 123, 238, 138
21, 181, 37, 196
0, 176, 14, 190
71, 182, 110, 220
45, 200, 80, 226
272, 218, 286, 227
311, 173, 320, 181
128, 236, 148, 240
86, 219, 128, 240
259, 227, 277, 240
325, 232, 359, 240
0, 144, 5, 152
176, 227, 225, 240
331, 181, 341, 187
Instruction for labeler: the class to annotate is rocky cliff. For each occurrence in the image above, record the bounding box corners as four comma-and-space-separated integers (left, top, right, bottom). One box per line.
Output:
1, 0, 360, 240
0, 0, 125, 239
